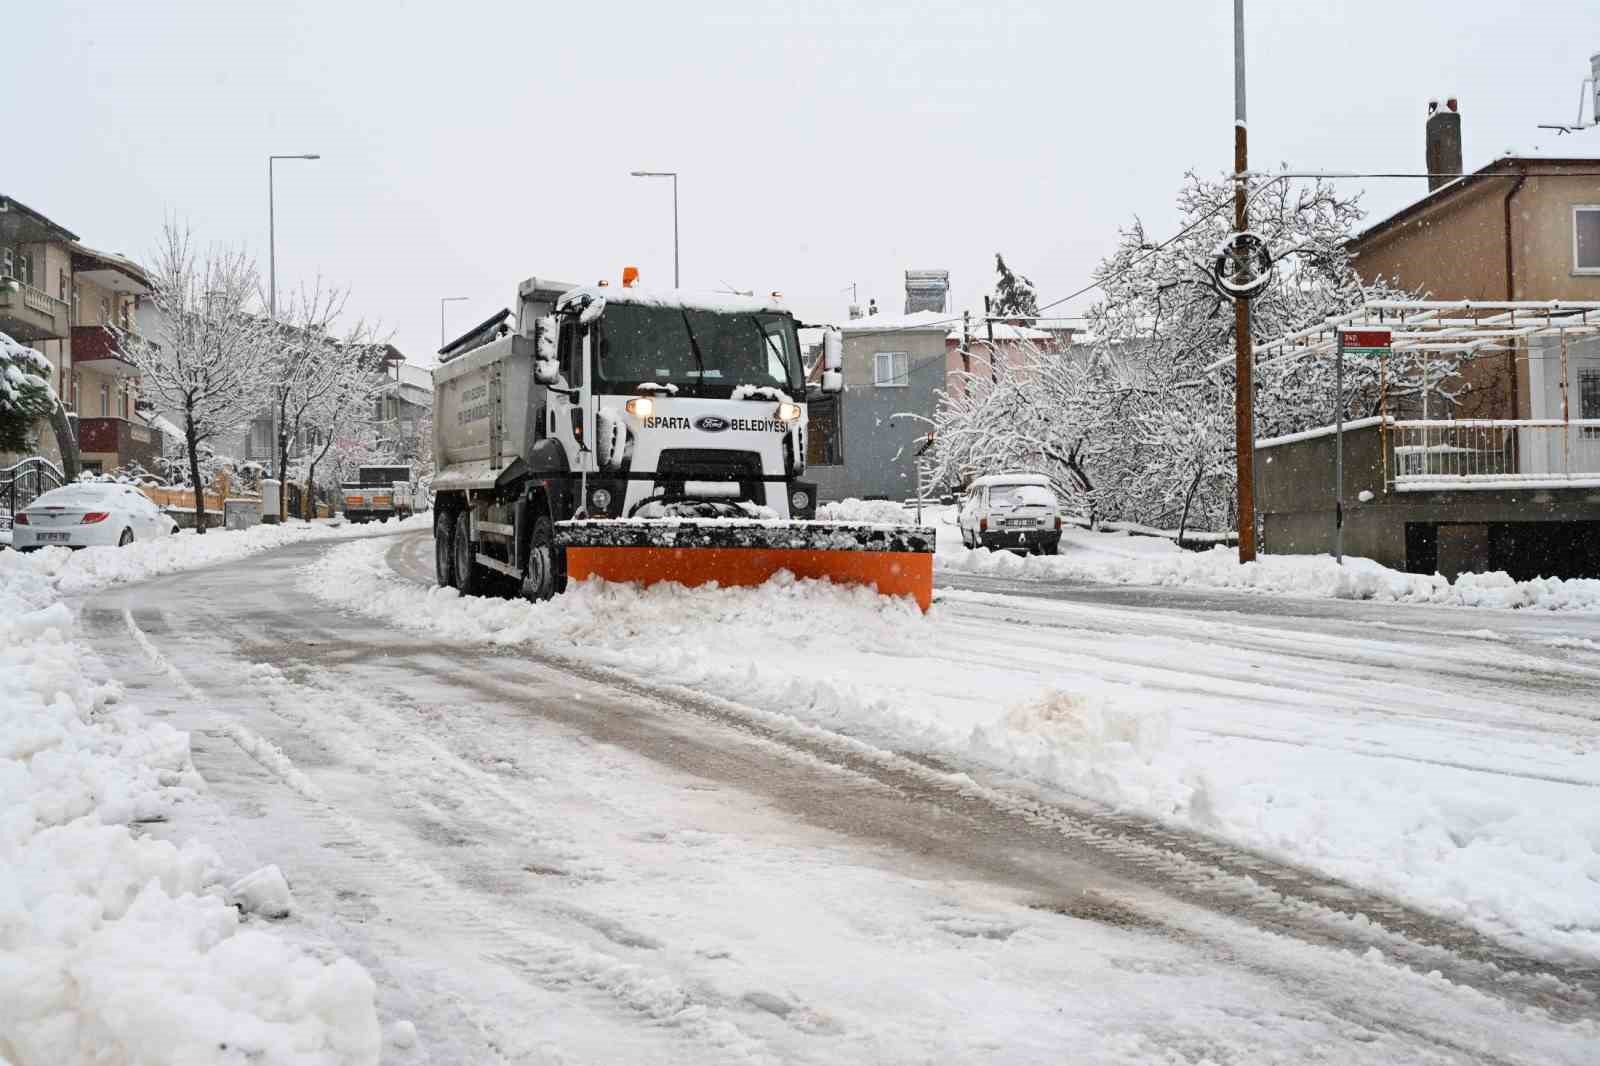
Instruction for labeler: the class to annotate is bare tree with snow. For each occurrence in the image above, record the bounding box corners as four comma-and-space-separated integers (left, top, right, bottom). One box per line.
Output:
118, 224, 275, 533
267, 282, 389, 519
933, 173, 1466, 536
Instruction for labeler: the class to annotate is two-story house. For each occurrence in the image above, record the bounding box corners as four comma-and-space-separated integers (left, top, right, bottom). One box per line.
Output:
806, 277, 1060, 501
1252, 103, 1600, 579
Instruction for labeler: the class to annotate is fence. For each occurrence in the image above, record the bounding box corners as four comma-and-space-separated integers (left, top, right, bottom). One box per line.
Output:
1, 457, 66, 526
1388, 419, 1600, 489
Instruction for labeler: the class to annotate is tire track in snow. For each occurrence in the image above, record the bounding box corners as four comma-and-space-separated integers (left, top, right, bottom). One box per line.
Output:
121, 605, 782, 1066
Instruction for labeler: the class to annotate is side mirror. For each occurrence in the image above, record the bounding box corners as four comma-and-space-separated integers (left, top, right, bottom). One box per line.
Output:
821, 369, 843, 394
823, 328, 842, 372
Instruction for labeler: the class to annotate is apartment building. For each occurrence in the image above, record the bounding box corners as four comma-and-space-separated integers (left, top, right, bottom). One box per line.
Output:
0, 194, 163, 474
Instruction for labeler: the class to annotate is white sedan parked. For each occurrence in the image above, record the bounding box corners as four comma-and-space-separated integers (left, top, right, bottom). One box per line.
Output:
11, 483, 179, 550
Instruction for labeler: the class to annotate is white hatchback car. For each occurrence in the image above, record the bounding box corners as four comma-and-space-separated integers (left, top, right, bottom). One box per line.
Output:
12, 482, 179, 550
958, 473, 1062, 554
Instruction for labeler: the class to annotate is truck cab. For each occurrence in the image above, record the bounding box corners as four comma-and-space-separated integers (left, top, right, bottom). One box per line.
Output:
539, 286, 817, 521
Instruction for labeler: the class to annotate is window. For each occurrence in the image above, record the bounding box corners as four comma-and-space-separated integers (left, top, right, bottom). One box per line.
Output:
1575, 206, 1600, 273
119, 386, 129, 419
99, 296, 111, 324
874, 351, 909, 387
806, 393, 844, 465
2, 246, 32, 286
1581, 369, 1600, 439
58, 270, 68, 300
100, 382, 110, 417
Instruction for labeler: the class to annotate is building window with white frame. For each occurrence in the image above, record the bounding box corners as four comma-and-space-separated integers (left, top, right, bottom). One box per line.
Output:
1581, 368, 1600, 439
873, 351, 909, 387
1575, 206, 1600, 273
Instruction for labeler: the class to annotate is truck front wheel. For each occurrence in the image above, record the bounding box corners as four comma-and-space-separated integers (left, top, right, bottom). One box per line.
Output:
454, 511, 485, 596
435, 510, 457, 588
523, 515, 557, 602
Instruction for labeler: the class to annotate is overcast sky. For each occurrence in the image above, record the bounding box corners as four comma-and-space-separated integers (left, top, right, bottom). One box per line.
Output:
9, 2, 1596, 362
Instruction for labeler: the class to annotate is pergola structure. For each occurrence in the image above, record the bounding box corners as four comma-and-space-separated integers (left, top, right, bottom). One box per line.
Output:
1254, 300, 1600, 490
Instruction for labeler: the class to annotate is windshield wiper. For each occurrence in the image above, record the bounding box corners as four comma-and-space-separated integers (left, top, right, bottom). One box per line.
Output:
680, 311, 708, 391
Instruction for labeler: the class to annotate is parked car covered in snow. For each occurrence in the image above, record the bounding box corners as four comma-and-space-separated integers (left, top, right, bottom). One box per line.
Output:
10, 482, 179, 550
958, 473, 1062, 554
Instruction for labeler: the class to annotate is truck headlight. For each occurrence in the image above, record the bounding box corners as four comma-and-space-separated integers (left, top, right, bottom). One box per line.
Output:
625, 396, 654, 419
790, 488, 811, 511
590, 487, 613, 512
777, 401, 802, 422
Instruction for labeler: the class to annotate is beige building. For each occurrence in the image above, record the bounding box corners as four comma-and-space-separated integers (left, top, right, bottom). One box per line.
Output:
1347, 115, 1600, 421
1, 195, 162, 474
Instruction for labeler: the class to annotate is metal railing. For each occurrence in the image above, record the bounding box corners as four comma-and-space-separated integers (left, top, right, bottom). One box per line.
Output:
0, 456, 66, 529
1388, 419, 1600, 489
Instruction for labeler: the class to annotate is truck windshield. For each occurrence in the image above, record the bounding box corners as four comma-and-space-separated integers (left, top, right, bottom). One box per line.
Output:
595, 304, 804, 397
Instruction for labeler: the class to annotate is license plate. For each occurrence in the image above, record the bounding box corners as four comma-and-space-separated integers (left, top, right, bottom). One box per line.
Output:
1003, 518, 1034, 528
38, 531, 71, 543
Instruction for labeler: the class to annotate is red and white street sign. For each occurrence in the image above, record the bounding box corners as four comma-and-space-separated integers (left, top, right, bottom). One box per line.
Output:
1339, 329, 1392, 349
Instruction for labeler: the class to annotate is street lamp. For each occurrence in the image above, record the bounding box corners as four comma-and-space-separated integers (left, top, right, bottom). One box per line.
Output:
440, 296, 469, 349
629, 170, 678, 288
268, 153, 321, 319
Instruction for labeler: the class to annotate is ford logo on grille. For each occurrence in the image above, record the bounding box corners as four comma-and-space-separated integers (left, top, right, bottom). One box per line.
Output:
694, 416, 730, 433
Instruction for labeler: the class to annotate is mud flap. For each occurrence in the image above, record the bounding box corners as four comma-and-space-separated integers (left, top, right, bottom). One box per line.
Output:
555, 520, 936, 611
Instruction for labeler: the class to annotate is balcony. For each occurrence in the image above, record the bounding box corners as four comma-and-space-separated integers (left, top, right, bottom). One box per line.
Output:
72, 324, 141, 378
1388, 420, 1600, 490
0, 279, 70, 342
75, 416, 162, 470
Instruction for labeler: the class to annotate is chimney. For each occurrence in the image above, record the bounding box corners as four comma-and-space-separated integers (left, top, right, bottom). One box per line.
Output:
1425, 97, 1462, 192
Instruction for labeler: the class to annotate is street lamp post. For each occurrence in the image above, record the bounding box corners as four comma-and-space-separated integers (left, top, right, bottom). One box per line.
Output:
440, 296, 469, 349
268, 153, 321, 319
629, 170, 678, 287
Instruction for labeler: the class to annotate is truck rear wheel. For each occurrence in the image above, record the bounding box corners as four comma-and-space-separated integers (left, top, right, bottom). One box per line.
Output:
523, 515, 557, 601
435, 510, 457, 588
454, 511, 485, 596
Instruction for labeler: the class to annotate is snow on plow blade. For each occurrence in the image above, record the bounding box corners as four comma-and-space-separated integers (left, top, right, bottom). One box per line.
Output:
555, 520, 936, 611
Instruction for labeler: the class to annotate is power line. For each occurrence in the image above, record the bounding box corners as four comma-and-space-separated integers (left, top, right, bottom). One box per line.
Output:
834, 167, 1600, 340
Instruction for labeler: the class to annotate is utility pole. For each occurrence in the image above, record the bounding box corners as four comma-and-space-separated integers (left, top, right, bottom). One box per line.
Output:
1231, 0, 1257, 562
984, 295, 997, 383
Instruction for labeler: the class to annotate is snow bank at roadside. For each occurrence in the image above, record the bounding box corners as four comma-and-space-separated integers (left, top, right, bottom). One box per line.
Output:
305, 538, 1600, 958
940, 527, 1600, 611
12, 514, 430, 597
0, 551, 380, 1065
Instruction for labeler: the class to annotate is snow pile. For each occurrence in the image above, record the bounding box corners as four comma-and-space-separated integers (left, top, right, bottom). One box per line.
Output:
815, 497, 915, 525
0, 551, 380, 1065
13, 513, 430, 597
940, 528, 1600, 611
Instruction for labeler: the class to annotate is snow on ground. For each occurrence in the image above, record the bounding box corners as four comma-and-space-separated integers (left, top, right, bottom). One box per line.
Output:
0, 539, 384, 1065
309, 537, 1600, 962
942, 524, 1600, 610
7, 513, 431, 597
827, 496, 1600, 612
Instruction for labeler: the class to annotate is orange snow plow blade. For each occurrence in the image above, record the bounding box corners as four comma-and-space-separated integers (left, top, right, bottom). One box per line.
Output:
556, 520, 936, 611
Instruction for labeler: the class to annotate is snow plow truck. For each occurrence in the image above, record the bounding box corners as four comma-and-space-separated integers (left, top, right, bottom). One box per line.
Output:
429, 274, 935, 609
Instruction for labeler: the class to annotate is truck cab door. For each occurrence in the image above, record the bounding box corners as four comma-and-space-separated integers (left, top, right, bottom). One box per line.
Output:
549, 317, 595, 473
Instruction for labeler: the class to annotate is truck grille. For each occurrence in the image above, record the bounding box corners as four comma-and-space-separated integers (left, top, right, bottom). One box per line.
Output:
655, 449, 766, 505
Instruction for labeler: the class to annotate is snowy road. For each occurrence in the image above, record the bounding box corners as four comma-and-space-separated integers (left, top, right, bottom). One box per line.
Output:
75, 531, 1599, 1064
